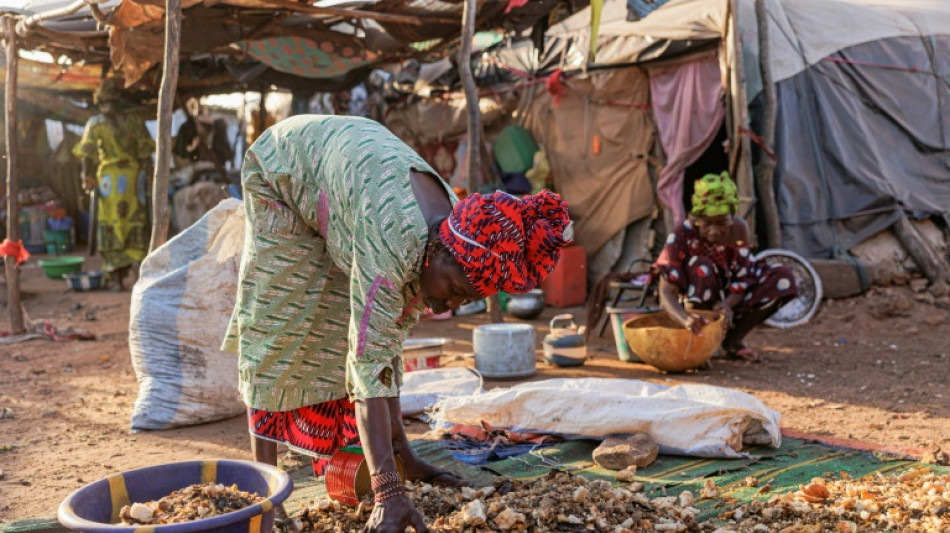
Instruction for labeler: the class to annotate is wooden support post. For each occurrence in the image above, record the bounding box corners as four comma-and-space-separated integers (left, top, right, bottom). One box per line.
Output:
3, 16, 25, 334
148, 0, 181, 252
458, 0, 502, 322
727, 0, 757, 245
754, 0, 782, 249
257, 89, 267, 139
892, 214, 950, 297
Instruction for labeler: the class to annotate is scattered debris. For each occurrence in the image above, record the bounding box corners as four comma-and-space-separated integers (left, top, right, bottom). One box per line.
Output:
616, 465, 639, 483
118, 483, 264, 525
721, 467, 949, 532
295, 472, 708, 532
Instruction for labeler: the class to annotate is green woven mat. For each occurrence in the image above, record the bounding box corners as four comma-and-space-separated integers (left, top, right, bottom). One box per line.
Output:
5, 438, 946, 532
479, 438, 950, 522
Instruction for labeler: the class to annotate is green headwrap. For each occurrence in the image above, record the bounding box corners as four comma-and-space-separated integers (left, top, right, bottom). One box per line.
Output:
691, 171, 738, 217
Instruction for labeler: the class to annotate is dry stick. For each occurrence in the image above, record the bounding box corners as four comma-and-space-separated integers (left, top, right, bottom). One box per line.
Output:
754, 0, 782, 248
4, 16, 25, 334
149, 0, 181, 252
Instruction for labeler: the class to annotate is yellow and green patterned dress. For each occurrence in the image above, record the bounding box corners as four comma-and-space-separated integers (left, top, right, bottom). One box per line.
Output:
72, 114, 155, 272
222, 115, 456, 410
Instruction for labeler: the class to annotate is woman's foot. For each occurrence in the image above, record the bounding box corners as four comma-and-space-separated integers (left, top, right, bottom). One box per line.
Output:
721, 341, 761, 362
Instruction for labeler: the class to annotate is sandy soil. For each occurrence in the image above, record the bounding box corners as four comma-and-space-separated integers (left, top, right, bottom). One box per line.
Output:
1, 254, 948, 522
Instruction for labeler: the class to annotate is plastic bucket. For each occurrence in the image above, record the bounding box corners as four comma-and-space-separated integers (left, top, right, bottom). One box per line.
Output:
607, 307, 661, 362
44, 229, 73, 254
325, 446, 405, 506
57, 460, 292, 533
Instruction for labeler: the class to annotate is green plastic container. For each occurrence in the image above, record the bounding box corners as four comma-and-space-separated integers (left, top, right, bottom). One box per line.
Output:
44, 230, 72, 255
492, 125, 539, 174
37, 256, 84, 279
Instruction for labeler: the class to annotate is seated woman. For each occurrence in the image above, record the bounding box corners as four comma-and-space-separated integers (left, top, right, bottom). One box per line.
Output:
654, 172, 798, 361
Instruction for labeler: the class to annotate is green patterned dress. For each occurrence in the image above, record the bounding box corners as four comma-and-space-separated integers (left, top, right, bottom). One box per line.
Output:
222, 115, 455, 410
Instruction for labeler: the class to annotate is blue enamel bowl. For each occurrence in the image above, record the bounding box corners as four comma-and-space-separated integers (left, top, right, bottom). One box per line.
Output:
58, 460, 292, 533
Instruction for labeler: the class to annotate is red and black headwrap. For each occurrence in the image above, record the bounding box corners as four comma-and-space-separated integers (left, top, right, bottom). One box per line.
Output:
438, 190, 572, 297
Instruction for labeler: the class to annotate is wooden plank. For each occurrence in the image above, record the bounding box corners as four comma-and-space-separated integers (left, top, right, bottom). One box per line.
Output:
4, 15, 25, 335
148, 0, 182, 251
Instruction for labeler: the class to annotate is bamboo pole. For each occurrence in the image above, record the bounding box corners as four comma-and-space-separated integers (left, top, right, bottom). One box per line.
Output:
754, 0, 782, 248
149, 0, 181, 252
4, 16, 25, 334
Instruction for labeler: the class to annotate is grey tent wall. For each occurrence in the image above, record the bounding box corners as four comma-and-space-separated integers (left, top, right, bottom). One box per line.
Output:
771, 35, 950, 259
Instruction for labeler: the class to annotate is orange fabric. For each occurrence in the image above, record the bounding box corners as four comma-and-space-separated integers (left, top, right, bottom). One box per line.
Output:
0, 239, 30, 265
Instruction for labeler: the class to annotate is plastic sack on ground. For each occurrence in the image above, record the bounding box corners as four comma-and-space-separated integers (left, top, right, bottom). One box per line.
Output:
129, 199, 245, 430
400, 367, 483, 417
431, 378, 781, 458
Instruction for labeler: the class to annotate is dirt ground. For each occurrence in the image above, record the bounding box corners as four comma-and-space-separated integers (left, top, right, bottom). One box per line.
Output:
1, 254, 949, 522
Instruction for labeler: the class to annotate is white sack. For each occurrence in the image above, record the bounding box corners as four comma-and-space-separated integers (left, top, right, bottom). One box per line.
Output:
400, 367, 483, 417
431, 378, 781, 458
129, 199, 245, 430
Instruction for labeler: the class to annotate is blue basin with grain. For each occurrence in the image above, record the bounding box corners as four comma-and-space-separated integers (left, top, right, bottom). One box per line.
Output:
58, 460, 292, 533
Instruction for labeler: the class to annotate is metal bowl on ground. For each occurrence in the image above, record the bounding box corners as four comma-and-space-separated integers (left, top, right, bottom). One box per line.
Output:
622, 310, 725, 372
64, 271, 106, 291
506, 289, 545, 320
58, 460, 292, 533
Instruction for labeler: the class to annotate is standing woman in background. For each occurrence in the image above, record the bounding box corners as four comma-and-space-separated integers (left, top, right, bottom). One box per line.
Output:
73, 80, 155, 290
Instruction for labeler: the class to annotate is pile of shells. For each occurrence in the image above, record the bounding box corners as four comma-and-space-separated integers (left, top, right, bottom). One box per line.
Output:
118, 482, 264, 525
295, 471, 714, 532
711, 467, 950, 532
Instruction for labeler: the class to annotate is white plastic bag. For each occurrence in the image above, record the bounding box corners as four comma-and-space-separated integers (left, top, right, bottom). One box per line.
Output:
129, 199, 246, 430
399, 367, 483, 417
431, 378, 781, 458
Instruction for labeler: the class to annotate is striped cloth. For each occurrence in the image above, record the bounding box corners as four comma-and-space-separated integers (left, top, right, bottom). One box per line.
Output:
222, 115, 454, 410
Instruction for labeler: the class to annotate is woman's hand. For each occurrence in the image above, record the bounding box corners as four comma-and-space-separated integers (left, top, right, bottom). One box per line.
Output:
713, 302, 734, 327
361, 493, 428, 533
682, 312, 709, 335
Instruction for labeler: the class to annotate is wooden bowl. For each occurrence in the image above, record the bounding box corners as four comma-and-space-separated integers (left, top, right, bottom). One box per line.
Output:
622, 310, 725, 372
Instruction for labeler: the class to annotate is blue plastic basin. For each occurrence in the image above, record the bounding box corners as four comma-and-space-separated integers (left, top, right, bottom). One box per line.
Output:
58, 460, 292, 533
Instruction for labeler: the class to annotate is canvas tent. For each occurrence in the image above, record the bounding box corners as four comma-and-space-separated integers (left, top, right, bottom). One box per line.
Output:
531, 0, 950, 266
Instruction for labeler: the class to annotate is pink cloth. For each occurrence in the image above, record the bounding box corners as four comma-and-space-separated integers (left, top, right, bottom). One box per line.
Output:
650, 55, 725, 226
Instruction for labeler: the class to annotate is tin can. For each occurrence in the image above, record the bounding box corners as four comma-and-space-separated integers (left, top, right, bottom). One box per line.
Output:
325, 446, 406, 506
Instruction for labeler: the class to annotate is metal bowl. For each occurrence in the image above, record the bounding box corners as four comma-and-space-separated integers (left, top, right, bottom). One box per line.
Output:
506, 289, 545, 320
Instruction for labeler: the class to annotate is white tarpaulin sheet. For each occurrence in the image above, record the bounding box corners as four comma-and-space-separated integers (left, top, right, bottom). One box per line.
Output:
432, 378, 781, 458
399, 367, 483, 417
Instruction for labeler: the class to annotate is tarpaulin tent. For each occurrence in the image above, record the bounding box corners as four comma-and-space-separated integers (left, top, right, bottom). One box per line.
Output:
533, 0, 950, 263
739, 0, 950, 258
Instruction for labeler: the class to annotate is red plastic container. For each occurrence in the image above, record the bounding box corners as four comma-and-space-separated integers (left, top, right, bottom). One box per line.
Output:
403, 355, 441, 372
540, 244, 587, 308
325, 446, 405, 506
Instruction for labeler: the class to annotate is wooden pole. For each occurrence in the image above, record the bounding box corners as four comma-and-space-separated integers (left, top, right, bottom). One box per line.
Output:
754, 0, 782, 248
4, 16, 25, 334
148, 0, 181, 252
458, 0, 501, 322
727, 0, 757, 245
